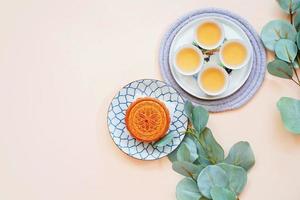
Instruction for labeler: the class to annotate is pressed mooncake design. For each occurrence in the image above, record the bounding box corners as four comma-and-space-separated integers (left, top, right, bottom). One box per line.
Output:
125, 97, 170, 142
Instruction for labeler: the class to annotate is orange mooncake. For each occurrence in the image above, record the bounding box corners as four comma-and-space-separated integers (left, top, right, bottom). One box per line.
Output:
125, 97, 170, 142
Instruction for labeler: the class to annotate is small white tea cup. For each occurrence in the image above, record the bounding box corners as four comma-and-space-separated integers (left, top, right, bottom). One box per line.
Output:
197, 66, 229, 96
194, 20, 225, 50
173, 44, 204, 76
219, 39, 251, 70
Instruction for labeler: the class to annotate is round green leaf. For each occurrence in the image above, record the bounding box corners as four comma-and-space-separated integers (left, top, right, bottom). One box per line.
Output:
261, 20, 297, 51
210, 187, 236, 200
194, 142, 211, 166
153, 132, 175, 147
184, 134, 211, 166
168, 135, 199, 163
177, 143, 191, 162
197, 165, 229, 199
192, 106, 209, 134
183, 136, 199, 162
176, 178, 202, 200
275, 39, 298, 62
294, 12, 300, 31
277, 0, 300, 14
184, 101, 194, 121
277, 97, 300, 134
297, 32, 300, 49
199, 128, 224, 164
173, 161, 205, 179
267, 59, 293, 79
168, 146, 179, 162
217, 163, 247, 194
294, 60, 300, 68
225, 141, 255, 171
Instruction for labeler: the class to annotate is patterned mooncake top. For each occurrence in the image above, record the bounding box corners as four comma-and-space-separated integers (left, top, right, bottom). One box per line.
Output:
125, 97, 170, 142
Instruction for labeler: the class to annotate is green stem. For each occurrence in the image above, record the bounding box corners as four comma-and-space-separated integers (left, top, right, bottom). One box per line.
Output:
292, 65, 300, 84
291, 77, 300, 86
277, 67, 300, 87
187, 129, 216, 164
288, 12, 300, 85
297, 54, 300, 67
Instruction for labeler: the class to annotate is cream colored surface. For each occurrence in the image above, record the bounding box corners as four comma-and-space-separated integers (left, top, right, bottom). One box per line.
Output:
0, 0, 300, 200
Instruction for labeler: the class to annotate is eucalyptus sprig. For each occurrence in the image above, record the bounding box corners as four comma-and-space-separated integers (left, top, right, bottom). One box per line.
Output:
168, 101, 255, 200
260, 0, 300, 134
192, 41, 232, 74
192, 41, 219, 56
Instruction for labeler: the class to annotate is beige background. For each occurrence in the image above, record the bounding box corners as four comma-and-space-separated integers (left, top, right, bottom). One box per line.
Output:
1, 0, 300, 199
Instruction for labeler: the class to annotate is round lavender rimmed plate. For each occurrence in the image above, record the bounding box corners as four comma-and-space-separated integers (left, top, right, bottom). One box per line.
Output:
160, 8, 266, 112
169, 15, 253, 100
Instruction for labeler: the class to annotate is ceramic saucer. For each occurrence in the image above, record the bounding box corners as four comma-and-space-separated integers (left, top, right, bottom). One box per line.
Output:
107, 79, 188, 160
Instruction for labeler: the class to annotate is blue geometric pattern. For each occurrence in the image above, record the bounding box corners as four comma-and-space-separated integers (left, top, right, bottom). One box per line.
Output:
107, 79, 188, 160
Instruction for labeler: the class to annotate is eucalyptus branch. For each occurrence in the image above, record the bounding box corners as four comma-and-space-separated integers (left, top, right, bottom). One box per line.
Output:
286, 11, 300, 86
259, 1, 300, 135
287, 11, 300, 85
172, 101, 254, 200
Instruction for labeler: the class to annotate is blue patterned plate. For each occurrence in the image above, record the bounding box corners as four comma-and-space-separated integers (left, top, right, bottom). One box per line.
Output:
107, 79, 188, 160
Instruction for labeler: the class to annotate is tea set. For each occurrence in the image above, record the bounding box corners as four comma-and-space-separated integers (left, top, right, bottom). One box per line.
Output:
107, 11, 256, 160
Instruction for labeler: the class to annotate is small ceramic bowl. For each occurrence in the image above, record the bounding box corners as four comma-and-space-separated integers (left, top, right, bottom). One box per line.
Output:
194, 20, 225, 50
173, 44, 204, 76
197, 66, 229, 96
219, 39, 251, 70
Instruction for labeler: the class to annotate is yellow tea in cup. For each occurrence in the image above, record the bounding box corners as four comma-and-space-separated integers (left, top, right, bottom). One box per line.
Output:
198, 66, 228, 95
220, 39, 250, 69
175, 45, 203, 75
195, 21, 224, 49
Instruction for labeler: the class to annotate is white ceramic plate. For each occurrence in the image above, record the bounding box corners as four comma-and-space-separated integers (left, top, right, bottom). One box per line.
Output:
107, 79, 188, 160
169, 16, 253, 100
